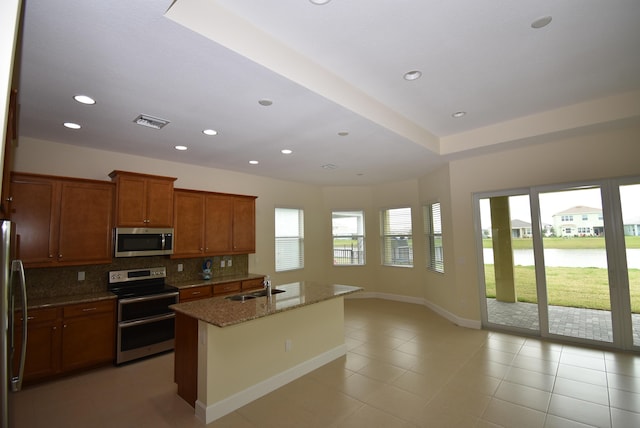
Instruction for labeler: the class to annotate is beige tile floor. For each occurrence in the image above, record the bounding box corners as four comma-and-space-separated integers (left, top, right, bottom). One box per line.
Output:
12, 298, 640, 427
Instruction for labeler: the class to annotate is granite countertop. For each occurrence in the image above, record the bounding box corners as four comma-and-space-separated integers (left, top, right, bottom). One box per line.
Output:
170, 281, 362, 327
168, 273, 266, 290
26, 292, 117, 310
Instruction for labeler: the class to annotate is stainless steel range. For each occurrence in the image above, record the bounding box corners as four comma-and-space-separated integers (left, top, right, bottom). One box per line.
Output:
108, 267, 178, 364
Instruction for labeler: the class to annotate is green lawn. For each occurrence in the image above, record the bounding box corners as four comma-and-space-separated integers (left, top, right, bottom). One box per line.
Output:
483, 236, 640, 249
485, 265, 640, 313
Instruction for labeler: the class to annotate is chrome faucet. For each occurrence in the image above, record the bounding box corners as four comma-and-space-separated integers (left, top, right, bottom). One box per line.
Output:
263, 275, 272, 296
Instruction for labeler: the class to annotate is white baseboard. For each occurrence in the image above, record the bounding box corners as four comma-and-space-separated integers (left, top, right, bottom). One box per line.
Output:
195, 344, 348, 424
346, 292, 481, 329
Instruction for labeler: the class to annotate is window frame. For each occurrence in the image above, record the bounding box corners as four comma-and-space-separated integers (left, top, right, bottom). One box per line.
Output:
275, 207, 304, 272
380, 206, 414, 267
331, 210, 366, 266
424, 201, 444, 273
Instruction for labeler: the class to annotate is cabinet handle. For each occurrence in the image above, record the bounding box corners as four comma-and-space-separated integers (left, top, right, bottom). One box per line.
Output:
52, 326, 57, 330
26, 316, 35, 321
192, 291, 201, 295
48, 254, 54, 258
82, 307, 98, 312
5, 196, 13, 202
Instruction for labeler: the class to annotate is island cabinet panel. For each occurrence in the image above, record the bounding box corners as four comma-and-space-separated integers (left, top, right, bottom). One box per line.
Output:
179, 285, 212, 302
110, 170, 176, 227
174, 313, 199, 407
10, 172, 114, 267
61, 300, 116, 372
173, 189, 256, 258
173, 190, 206, 256
13, 308, 63, 383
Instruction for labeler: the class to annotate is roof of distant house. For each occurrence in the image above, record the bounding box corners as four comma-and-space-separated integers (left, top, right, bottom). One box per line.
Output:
554, 206, 602, 216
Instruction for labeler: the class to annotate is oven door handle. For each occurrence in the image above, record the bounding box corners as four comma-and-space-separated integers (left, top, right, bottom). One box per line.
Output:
118, 292, 179, 306
119, 312, 175, 328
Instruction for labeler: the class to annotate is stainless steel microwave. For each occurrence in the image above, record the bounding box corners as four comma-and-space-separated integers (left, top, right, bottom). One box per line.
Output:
114, 228, 174, 257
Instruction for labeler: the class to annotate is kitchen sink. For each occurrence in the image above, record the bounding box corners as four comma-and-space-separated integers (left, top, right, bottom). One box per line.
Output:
225, 294, 257, 302
225, 289, 286, 301
250, 289, 286, 297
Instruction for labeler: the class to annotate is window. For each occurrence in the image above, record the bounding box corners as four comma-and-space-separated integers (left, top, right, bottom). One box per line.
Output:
381, 207, 413, 266
275, 208, 304, 271
582, 214, 589, 221
424, 202, 444, 273
332, 210, 365, 266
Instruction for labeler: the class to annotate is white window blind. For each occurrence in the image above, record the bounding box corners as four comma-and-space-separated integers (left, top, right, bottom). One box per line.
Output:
275, 208, 304, 271
381, 207, 413, 266
424, 202, 444, 273
332, 210, 365, 266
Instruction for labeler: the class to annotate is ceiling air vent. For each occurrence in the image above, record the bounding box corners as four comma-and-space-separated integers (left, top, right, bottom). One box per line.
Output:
133, 114, 170, 130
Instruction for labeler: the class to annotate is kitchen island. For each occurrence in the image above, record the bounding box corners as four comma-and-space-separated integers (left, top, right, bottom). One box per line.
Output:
170, 281, 361, 424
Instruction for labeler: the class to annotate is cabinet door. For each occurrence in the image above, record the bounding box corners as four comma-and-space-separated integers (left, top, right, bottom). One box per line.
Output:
62, 307, 115, 372
58, 180, 114, 264
146, 178, 174, 227
173, 190, 205, 257
205, 194, 233, 254
114, 174, 146, 226
232, 197, 256, 253
10, 175, 59, 265
14, 308, 62, 382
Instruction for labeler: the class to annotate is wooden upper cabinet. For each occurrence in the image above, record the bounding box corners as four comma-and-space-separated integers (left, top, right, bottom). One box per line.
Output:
172, 189, 256, 258
204, 193, 233, 254
173, 190, 205, 256
232, 196, 256, 253
109, 170, 176, 227
10, 172, 114, 267
1, 89, 18, 218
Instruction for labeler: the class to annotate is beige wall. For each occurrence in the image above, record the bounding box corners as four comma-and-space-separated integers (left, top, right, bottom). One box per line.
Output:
14, 118, 640, 324
448, 119, 640, 321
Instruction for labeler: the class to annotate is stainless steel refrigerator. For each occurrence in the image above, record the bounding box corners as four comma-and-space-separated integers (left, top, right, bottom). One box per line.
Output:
1, 220, 27, 428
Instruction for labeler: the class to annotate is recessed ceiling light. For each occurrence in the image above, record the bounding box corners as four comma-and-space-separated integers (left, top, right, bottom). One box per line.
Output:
258, 99, 273, 106
281, 149, 293, 154
73, 95, 96, 105
203, 129, 218, 136
63, 122, 81, 129
452, 111, 466, 118
175, 145, 188, 151
531, 16, 552, 29
249, 160, 259, 165
310, 0, 332, 5
338, 131, 349, 137
403, 70, 422, 81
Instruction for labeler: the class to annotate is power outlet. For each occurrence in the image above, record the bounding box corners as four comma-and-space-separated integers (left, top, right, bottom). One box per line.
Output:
227, 258, 232, 267
285, 339, 292, 352
177, 263, 184, 272
77, 271, 85, 281
220, 260, 226, 268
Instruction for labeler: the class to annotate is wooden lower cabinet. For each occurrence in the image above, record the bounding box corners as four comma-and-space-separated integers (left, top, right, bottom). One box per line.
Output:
178, 285, 212, 302
14, 307, 62, 383
213, 281, 241, 295
61, 300, 116, 372
15, 300, 116, 384
241, 278, 264, 291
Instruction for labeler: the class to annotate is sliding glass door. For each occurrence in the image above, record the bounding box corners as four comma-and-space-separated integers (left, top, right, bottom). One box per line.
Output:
476, 178, 640, 351
479, 193, 539, 333
538, 186, 612, 343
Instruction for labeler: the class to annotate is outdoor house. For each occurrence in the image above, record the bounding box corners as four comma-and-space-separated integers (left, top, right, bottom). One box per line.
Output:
552, 205, 604, 237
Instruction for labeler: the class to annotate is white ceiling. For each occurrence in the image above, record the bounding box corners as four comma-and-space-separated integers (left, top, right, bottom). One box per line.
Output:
16, 0, 640, 186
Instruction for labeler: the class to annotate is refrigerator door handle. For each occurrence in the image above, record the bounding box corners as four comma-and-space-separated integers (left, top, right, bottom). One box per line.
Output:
9, 259, 27, 392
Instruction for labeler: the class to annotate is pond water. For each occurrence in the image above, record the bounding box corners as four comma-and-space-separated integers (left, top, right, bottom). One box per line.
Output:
483, 248, 640, 269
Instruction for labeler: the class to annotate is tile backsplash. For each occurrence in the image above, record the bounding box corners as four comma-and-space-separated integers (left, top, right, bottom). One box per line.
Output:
24, 254, 249, 300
